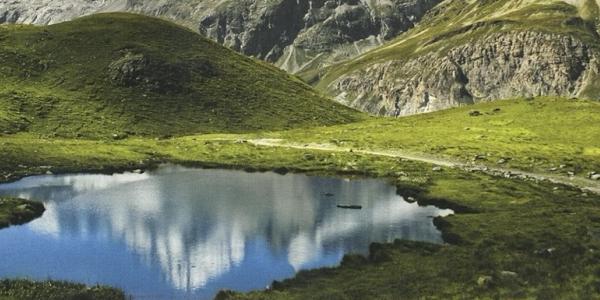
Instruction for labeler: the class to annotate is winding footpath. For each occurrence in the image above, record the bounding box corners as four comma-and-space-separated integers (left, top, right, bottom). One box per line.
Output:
249, 139, 600, 194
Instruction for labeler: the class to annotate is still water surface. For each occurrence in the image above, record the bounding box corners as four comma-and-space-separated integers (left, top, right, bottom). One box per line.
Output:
0, 165, 452, 299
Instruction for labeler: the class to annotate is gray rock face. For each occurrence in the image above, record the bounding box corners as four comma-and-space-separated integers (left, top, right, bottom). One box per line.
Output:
0, 0, 441, 73
332, 31, 600, 116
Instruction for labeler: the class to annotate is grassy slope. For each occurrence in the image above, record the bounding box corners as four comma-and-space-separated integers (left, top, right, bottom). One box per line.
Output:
274, 97, 600, 181
313, 0, 600, 93
0, 13, 362, 138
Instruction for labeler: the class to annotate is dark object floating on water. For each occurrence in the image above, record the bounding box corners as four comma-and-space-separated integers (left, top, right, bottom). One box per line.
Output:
323, 193, 335, 197
337, 204, 362, 209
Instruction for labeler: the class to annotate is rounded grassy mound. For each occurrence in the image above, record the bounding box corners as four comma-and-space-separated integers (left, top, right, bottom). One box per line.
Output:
0, 13, 362, 138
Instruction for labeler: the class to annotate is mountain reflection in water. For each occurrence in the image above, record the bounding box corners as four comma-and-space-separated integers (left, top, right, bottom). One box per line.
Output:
0, 165, 452, 299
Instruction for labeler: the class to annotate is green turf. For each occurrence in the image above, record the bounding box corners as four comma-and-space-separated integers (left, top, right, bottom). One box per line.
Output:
273, 97, 600, 181
0, 13, 362, 139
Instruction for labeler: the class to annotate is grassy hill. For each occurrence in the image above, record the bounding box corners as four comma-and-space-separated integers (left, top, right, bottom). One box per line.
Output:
0, 13, 362, 138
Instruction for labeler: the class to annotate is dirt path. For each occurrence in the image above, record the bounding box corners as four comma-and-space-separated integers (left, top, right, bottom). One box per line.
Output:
249, 139, 600, 194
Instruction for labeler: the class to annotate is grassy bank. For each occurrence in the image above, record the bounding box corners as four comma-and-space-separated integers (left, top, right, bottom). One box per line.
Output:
272, 97, 600, 184
0, 197, 44, 229
1, 126, 600, 298
0, 279, 125, 300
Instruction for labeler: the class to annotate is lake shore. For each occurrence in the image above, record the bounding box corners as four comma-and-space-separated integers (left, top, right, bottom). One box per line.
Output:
1, 132, 599, 299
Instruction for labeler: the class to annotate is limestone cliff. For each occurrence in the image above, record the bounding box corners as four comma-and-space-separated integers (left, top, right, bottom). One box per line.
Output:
333, 31, 600, 116
318, 0, 600, 116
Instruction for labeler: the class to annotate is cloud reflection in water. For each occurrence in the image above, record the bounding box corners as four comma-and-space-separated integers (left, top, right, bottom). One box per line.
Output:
0, 165, 452, 299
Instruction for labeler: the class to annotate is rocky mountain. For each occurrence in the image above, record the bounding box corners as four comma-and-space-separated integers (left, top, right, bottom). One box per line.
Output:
0, 13, 361, 138
317, 0, 600, 116
0, 0, 441, 75
3, 0, 600, 117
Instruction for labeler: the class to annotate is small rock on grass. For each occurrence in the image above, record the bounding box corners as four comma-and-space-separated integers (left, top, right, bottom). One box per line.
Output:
500, 271, 518, 277
476, 275, 493, 287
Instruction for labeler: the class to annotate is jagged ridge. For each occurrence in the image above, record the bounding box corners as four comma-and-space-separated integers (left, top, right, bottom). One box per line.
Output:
0, 0, 442, 75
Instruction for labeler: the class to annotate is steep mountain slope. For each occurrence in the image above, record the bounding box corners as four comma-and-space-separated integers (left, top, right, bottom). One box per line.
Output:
0, 0, 442, 74
316, 0, 600, 116
0, 13, 361, 138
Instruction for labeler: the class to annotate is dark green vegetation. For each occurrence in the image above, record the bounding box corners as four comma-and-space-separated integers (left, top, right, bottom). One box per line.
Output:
275, 97, 600, 182
0, 197, 44, 229
0, 279, 125, 300
0, 13, 361, 138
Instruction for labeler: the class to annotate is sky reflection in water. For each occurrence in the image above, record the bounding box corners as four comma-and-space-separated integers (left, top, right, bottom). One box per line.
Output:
0, 165, 452, 299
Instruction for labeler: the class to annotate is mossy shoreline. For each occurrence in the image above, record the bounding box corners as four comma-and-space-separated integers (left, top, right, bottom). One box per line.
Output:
0, 197, 44, 230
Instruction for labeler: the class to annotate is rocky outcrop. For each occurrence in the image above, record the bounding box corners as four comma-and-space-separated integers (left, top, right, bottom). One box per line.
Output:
108, 50, 218, 94
332, 31, 600, 116
198, 0, 442, 73
0, 0, 441, 73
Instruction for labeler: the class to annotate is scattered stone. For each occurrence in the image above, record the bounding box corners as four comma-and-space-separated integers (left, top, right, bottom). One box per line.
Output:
303, 153, 315, 161
473, 154, 486, 161
567, 171, 575, 176
432, 166, 442, 172
132, 169, 143, 174
497, 158, 507, 164
549, 167, 558, 172
476, 275, 493, 287
535, 247, 556, 256
500, 271, 518, 277
553, 187, 559, 191
111, 133, 128, 140
16, 204, 31, 211
45, 171, 53, 175
559, 164, 567, 169
591, 174, 600, 181
407, 196, 416, 202
469, 110, 482, 117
